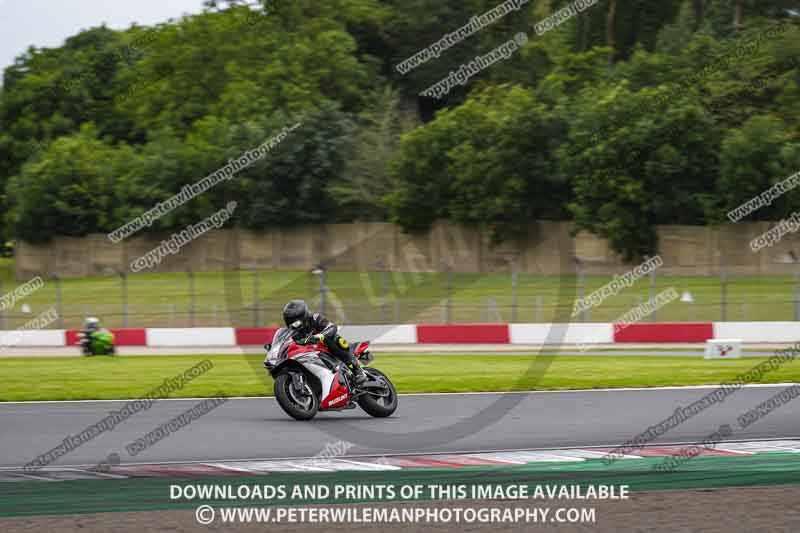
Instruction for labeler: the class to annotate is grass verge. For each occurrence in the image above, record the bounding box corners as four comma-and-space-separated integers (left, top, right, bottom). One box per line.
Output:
0, 354, 798, 402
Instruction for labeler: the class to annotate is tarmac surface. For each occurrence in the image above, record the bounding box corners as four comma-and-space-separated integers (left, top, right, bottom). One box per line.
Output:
1, 384, 798, 469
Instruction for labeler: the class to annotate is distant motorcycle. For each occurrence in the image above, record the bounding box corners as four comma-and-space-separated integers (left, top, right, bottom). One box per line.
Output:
78, 329, 116, 356
264, 328, 398, 421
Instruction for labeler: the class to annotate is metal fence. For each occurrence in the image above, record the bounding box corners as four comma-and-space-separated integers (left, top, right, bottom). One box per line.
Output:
2, 264, 800, 330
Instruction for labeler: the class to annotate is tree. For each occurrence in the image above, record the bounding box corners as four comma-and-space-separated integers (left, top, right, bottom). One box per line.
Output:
714, 116, 800, 222
566, 85, 721, 260
5, 125, 128, 242
389, 84, 571, 241
330, 87, 417, 220
607, 0, 618, 63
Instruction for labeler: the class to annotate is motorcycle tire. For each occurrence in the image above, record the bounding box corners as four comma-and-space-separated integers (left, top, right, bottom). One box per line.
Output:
274, 373, 319, 421
357, 368, 398, 418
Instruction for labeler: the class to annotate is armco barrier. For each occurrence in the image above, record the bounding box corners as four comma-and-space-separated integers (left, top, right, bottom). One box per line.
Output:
713, 322, 799, 343
147, 328, 236, 346
417, 324, 510, 344
614, 323, 713, 343
235, 327, 280, 346
66, 329, 147, 347
510, 323, 614, 345
2, 329, 66, 347
5, 322, 798, 347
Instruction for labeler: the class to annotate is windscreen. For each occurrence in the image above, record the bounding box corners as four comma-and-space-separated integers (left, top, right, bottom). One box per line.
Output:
265, 327, 293, 363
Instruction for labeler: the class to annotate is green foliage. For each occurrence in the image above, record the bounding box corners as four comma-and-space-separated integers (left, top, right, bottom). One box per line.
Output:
389, 84, 570, 241
0, 0, 798, 260
331, 87, 417, 220
714, 116, 800, 222
566, 85, 721, 260
5, 126, 126, 242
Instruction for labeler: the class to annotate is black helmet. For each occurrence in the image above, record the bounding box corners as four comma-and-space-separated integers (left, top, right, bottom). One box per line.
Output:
283, 300, 310, 329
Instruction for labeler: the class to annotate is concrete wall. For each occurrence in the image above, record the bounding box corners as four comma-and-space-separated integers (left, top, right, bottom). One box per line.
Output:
15, 221, 800, 279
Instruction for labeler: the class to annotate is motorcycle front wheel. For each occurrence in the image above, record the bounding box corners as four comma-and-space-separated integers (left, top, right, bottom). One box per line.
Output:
274, 373, 319, 421
357, 368, 398, 418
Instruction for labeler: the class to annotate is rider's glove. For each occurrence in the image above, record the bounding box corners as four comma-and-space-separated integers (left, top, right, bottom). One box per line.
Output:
312, 333, 326, 343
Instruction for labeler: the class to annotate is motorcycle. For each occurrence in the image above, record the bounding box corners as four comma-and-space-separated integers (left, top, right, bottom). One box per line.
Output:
264, 328, 398, 421
77, 329, 116, 356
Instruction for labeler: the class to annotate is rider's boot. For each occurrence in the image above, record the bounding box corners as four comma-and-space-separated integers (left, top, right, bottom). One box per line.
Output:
350, 361, 367, 386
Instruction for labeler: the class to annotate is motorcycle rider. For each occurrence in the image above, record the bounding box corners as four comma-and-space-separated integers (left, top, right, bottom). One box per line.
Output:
80, 317, 102, 353
282, 300, 367, 385
83, 316, 101, 334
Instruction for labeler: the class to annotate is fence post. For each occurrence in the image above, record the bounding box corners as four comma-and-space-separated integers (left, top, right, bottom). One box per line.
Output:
445, 264, 453, 324
720, 267, 728, 322
253, 269, 260, 327
511, 267, 519, 323
54, 276, 63, 329
0, 279, 4, 330
319, 269, 327, 316
487, 297, 501, 323
187, 269, 196, 327
535, 295, 542, 323
576, 261, 587, 323
649, 262, 657, 322
381, 268, 389, 324
120, 271, 128, 328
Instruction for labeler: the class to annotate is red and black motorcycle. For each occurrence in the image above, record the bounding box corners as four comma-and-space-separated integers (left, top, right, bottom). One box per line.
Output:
264, 328, 398, 421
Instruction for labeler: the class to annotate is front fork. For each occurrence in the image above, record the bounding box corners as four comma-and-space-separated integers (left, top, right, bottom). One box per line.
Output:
290, 372, 307, 394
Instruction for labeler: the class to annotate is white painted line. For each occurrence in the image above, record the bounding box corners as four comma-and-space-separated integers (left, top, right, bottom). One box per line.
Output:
313, 459, 402, 471
12, 472, 57, 481
2, 382, 798, 405
206, 461, 334, 473
716, 441, 800, 453
540, 449, 642, 460
79, 469, 129, 480
469, 452, 584, 464
202, 463, 265, 475
5, 438, 799, 472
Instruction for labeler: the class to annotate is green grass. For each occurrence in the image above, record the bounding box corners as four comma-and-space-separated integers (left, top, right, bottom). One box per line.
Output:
1, 354, 798, 402
2, 255, 800, 328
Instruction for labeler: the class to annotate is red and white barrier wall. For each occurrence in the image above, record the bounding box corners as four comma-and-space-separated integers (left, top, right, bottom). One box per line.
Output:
5, 321, 798, 347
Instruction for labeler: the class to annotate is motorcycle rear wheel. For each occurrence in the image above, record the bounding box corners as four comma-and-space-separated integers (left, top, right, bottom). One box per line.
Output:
357, 369, 398, 418
274, 373, 319, 421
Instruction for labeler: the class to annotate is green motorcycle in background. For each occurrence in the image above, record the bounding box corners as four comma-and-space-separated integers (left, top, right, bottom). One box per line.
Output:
78, 317, 116, 356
